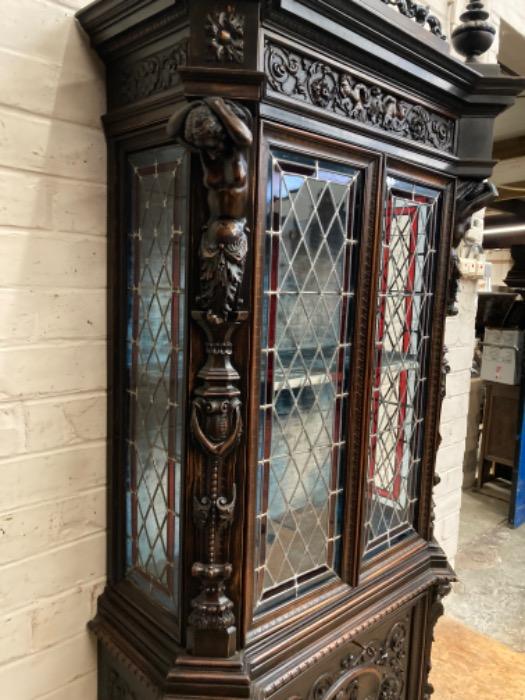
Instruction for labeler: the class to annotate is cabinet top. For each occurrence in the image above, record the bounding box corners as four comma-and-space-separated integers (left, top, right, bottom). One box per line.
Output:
77, 0, 524, 175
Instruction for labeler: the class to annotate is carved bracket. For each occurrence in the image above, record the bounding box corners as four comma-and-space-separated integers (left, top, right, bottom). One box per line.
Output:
447, 179, 497, 315
167, 97, 253, 658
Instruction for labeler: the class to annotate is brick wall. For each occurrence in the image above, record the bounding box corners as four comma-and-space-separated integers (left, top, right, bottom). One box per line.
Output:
0, 1, 106, 698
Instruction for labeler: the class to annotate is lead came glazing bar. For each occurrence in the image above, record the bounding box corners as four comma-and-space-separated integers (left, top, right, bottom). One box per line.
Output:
255, 147, 362, 606
125, 146, 188, 613
364, 177, 441, 560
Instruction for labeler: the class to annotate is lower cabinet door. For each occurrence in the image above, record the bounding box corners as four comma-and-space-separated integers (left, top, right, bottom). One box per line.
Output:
258, 604, 419, 700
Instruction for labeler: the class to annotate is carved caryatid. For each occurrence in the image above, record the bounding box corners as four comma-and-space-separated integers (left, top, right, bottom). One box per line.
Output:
447, 179, 497, 315
167, 97, 252, 657
168, 97, 252, 323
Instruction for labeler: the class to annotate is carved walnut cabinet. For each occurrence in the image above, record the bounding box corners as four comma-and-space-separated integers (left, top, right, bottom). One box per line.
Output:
77, 1, 524, 698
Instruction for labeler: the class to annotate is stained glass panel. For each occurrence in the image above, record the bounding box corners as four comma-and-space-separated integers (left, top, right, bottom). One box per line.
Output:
363, 177, 441, 560
125, 146, 188, 612
255, 148, 362, 605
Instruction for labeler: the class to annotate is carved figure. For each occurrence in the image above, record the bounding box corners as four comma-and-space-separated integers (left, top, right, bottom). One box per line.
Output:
167, 98, 252, 657
168, 97, 253, 323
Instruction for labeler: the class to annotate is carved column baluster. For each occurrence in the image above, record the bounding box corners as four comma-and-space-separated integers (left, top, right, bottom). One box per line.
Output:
167, 97, 253, 657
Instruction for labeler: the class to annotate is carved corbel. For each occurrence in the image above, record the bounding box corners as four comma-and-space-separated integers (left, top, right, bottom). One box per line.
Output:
167, 97, 252, 658
447, 179, 497, 316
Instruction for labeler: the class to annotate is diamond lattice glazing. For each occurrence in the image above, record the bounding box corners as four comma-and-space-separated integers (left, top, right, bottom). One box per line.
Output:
125, 146, 188, 611
255, 148, 361, 604
364, 178, 440, 559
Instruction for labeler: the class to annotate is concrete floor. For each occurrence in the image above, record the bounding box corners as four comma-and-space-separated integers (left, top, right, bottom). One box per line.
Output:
445, 488, 525, 652
431, 616, 525, 700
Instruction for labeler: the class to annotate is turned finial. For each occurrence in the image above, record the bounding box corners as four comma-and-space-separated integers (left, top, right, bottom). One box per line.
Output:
452, 2, 496, 63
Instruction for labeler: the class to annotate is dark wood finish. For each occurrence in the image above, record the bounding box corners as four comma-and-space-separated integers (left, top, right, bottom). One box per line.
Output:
76, 1, 524, 697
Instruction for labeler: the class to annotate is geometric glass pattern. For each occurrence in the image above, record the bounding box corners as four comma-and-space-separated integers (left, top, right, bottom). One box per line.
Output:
363, 177, 441, 560
255, 148, 362, 605
125, 146, 188, 612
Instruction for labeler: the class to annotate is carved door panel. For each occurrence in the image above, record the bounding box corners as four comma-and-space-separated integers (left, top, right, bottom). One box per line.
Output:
258, 606, 414, 700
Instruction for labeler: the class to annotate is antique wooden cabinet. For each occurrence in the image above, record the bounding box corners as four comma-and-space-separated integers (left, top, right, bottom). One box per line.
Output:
77, 1, 524, 698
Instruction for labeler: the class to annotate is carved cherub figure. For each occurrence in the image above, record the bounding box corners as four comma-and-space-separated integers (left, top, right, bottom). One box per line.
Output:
167, 97, 253, 323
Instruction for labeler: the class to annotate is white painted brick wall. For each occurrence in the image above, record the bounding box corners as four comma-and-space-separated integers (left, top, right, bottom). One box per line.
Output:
0, 0, 520, 696
0, 1, 106, 698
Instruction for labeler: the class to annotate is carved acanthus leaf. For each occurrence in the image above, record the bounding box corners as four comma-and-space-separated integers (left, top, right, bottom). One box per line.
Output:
264, 41, 455, 153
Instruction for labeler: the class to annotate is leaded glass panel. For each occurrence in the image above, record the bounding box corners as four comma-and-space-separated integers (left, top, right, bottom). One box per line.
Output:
363, 177, 441, 560
255, 147, 362, 606
125, 146, 188, 612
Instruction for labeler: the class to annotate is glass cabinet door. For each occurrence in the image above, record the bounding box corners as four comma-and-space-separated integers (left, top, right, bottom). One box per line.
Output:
254, 145, 364, 607
363, 175, 442, 561
124, 145, 188, 615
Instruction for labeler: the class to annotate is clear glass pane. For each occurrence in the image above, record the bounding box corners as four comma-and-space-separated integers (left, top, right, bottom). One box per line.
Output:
255, 148, 362, 605
363, 177, 441, 560
125, 145, 188, 612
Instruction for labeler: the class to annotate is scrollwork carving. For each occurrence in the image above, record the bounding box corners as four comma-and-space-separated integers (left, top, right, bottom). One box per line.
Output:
114, 40, 187, 106
379, 1, 446, 39
309, 620, 408, 700
167, 97, 252, 657
206, 5, 245, 63
447, 179, 497, 315
264, 41, 455, 153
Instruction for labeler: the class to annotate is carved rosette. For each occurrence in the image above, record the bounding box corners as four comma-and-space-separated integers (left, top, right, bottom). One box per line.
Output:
447, 179, 497, 316
167, 97, 252, 657
423, 582, 452, 699
264, 41, 455, 153
206, 5, 245, 63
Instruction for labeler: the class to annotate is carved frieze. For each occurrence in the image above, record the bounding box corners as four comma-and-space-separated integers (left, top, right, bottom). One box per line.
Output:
167, 97, 253, 657
379, 0, 446, 39
264, 41, 455, 153
113, 40, 187, 107
206, 6, 245, 63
